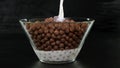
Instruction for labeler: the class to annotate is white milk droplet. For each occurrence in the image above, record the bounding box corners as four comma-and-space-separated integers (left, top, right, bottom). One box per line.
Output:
54, 0, 65, 22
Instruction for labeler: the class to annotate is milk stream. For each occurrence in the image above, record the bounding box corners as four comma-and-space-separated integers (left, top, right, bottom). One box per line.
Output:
54, 0, 65, 22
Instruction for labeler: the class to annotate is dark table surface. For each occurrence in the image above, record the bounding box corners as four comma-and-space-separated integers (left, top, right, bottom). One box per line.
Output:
0, 19, 120, 68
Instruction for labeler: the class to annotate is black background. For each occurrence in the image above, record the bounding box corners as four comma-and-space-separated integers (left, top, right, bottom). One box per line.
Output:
0, 0, 120, 33
0, 0, 120, 68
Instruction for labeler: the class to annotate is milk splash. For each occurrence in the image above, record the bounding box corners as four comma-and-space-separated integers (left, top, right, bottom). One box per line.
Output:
54, 0, 65, 22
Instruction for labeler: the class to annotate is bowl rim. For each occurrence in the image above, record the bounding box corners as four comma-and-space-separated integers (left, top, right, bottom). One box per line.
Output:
19, 17, 95, 22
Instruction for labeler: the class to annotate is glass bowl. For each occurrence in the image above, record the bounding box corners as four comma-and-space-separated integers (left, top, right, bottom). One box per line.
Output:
19, 17, 95, 64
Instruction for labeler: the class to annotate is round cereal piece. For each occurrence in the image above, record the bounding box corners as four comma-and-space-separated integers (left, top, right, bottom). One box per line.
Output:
59, 43, 64, 48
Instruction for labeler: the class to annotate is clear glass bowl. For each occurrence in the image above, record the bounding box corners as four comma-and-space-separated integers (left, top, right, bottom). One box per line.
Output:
19, 17, 95, 64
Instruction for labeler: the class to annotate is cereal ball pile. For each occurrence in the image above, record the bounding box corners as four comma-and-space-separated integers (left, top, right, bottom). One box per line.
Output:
26, 17, 88, 51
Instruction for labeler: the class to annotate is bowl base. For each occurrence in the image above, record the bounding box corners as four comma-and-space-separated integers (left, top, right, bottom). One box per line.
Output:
40, 59, 75, 64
